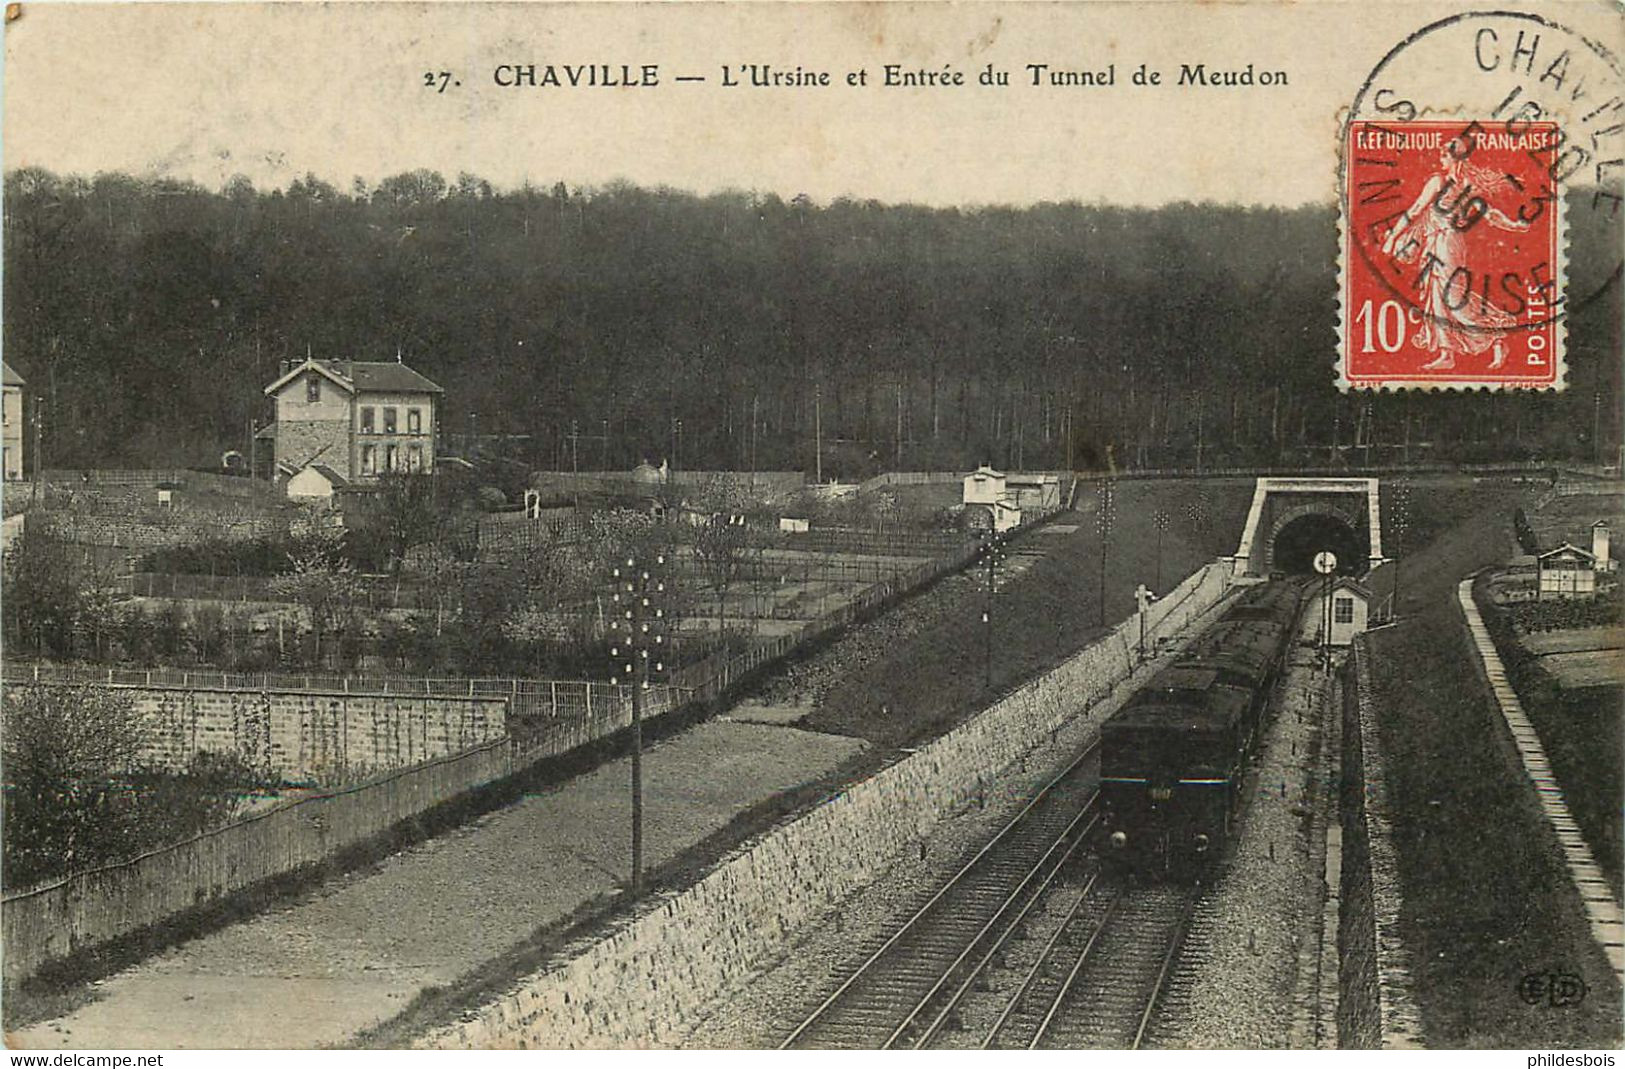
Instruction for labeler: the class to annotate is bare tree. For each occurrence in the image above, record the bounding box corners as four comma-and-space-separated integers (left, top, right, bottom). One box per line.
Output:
268, 532, 362, 666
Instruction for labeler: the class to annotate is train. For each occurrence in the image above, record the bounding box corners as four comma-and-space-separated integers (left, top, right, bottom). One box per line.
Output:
1096, 579, 1305, 880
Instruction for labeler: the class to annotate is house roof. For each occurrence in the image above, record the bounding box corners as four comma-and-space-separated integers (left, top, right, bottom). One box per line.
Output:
292, 463, 349, 488
967, 465, 1005, 479
1538, 542, 1596, 563
345, 361, 444, 394
1315, 577, 1373, 600
1, 361, 23, 387
264, 358, 444, 397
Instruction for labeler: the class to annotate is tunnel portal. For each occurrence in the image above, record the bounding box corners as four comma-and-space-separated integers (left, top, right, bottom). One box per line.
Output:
1231, 477, 1387, 578
1272, 513, 1370, 576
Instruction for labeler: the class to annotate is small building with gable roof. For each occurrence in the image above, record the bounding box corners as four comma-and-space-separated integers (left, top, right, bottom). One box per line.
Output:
1308, 576, 1373, 647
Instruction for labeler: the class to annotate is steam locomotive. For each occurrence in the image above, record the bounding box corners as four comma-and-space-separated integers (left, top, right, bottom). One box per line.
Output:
1096, 580, 1304, 880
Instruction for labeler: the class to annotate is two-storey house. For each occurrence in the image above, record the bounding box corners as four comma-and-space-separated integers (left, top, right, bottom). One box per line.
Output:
263, 358, 442, 483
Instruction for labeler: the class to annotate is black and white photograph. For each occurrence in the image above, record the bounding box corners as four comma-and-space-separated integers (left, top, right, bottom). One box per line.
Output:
0, 0, 1621, 1054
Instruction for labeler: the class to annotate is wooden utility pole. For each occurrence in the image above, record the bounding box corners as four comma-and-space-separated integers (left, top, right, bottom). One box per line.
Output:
814, 383, 823, 485
569, 421, 581, 508
29, 398, 41, 507
895, 382, 903, 470
750, 392, 759, 490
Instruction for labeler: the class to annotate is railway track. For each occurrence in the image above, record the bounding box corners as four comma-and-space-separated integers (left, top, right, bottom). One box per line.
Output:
779, 746, 1102, 1050
1022, 881, 1197, 1049
911, 871, 1197, 1050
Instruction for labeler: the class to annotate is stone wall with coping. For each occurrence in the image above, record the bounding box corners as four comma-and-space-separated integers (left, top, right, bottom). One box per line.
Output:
422, 562, 1231, 1049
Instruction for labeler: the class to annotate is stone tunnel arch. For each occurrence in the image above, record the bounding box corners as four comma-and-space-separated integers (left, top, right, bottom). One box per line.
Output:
1270, 511, 1370, 575
1231, 477, 1386, 578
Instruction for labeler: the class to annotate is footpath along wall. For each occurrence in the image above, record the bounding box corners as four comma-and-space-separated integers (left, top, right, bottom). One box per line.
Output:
424, 562, 1233, 1049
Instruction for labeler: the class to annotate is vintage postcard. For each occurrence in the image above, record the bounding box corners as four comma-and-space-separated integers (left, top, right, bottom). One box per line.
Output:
1, 0, 1621, 1056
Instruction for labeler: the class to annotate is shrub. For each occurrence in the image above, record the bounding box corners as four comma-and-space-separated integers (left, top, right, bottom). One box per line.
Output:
116, 605, 157, 663
1514, 506, 1540, 556
2, 685, 144, 888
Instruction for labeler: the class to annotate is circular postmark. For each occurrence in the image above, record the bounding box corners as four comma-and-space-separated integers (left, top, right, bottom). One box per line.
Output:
1338, 11, 1623, 387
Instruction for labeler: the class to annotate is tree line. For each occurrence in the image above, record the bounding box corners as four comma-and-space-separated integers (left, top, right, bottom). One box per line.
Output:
4, 167, 1620, 477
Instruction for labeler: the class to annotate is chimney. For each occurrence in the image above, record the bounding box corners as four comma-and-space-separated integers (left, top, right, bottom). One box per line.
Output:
1592, 521, 1610, 569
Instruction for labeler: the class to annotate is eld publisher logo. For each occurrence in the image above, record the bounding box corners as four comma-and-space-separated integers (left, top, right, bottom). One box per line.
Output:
1519, 970, 1587, 1008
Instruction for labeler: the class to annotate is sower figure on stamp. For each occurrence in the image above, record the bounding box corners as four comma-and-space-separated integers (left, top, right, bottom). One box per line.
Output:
1379, 140, 1532, 371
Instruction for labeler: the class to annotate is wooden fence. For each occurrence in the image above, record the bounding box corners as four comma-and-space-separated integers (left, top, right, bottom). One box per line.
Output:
1, 663, 685, 722
39, 469, 278, 500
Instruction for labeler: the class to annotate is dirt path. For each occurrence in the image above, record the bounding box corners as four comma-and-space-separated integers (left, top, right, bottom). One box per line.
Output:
9, 721, 865, 1050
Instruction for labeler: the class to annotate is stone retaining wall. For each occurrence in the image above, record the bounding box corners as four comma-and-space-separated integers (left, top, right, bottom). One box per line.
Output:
1337, 637, 1424, 1048
422, 562, 1231, 1049
2, 736, 516, 985
126, 685, 507, 785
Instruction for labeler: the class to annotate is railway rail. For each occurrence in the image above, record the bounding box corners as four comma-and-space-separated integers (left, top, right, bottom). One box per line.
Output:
778, 737, 1200, 1050
915, 872, 1197, 1050
779, 745, 1102, 1050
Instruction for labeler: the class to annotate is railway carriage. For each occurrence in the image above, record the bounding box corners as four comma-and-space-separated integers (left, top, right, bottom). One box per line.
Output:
1097, 581, 1302, 880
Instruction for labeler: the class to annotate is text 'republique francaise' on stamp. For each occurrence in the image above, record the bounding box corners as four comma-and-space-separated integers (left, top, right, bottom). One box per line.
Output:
1338, 10, 1624, 393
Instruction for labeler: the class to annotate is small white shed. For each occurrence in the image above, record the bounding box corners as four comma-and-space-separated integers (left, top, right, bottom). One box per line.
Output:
1309, 577, 1372, 647
286, 463, 348, 503
963, 465, 1007, 508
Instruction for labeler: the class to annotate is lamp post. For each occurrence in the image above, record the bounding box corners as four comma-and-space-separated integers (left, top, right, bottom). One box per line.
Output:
611, 552, 666, 895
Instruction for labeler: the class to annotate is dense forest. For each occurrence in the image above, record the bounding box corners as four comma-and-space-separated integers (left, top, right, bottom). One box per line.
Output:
4, 167, 1620, 477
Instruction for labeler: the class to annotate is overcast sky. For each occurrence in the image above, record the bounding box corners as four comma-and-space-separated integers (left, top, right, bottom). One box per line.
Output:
5, 1, 1622, 208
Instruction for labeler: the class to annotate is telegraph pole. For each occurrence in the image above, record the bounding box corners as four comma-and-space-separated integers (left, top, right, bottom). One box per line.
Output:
29, 398, 42, 507
750, 392, 759, 491
569, 420, 581, 509
1152, 508, 1170, 591
611, 553, 666, 895
1595, 390, 1603, 468
896, 382, 904, 470
982, 534, 1007, 690
1096, 479, 1115, 628
814, 383, 823, 485
1389, 482, 1410, 622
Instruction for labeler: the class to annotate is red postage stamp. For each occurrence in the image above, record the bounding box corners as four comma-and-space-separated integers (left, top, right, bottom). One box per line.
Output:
1340, 119, 1565, 391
